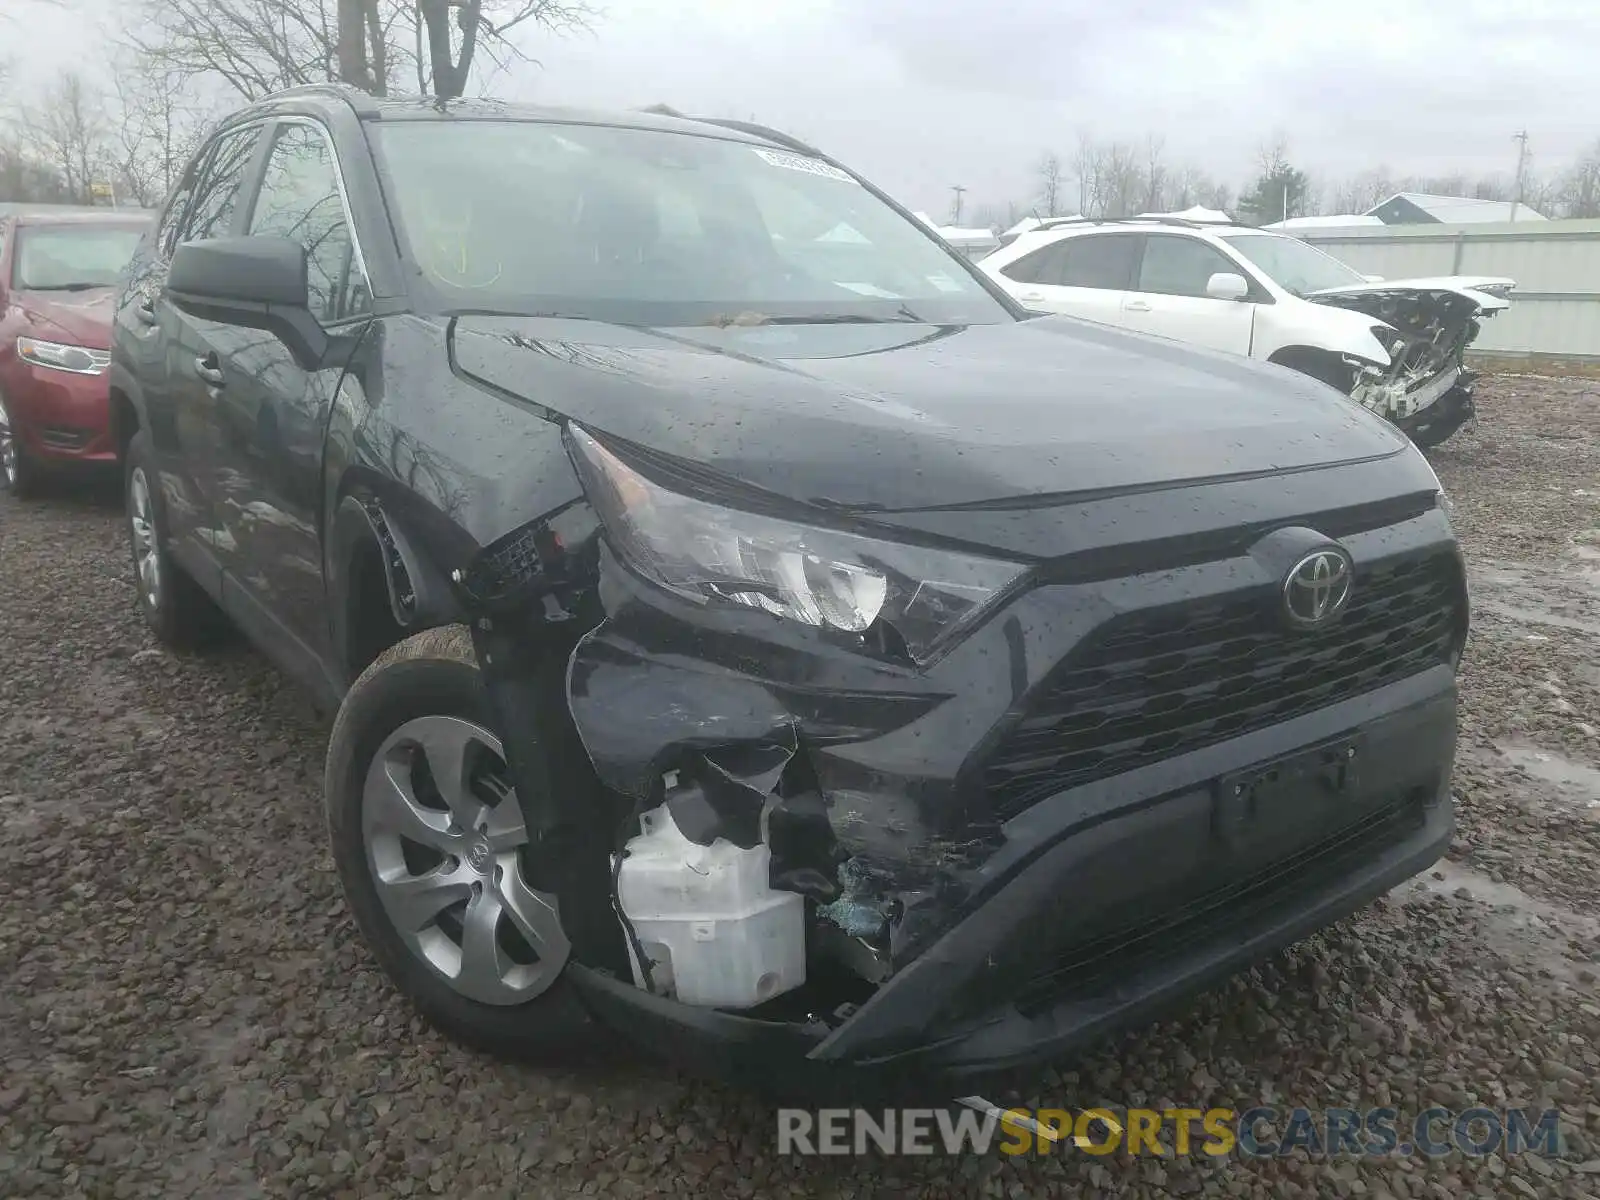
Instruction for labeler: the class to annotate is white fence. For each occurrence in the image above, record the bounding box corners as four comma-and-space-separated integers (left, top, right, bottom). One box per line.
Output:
1296, 218, 1600, 360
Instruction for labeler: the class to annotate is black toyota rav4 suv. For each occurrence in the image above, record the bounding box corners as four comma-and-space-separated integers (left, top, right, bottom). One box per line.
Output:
109, 84, 1466, 1097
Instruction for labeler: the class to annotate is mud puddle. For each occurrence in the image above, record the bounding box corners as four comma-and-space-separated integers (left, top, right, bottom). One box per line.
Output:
1401, 860, 1600, 983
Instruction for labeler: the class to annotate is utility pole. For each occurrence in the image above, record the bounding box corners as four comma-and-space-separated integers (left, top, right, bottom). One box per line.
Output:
1510, 130, 1530, 222
950, 185, 966, 226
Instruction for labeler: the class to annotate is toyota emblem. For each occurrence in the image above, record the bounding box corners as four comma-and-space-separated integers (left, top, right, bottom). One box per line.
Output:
1282, 548, 1354, 629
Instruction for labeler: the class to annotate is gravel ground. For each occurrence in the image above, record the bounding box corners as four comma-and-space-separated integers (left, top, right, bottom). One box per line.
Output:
2, 374, 1598, 1199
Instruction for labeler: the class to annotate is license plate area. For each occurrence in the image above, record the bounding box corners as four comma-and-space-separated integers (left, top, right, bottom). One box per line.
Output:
1214, 733, 1364, 849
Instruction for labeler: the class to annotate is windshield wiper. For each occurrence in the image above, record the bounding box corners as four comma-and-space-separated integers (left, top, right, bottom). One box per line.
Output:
28, 282, 108, 292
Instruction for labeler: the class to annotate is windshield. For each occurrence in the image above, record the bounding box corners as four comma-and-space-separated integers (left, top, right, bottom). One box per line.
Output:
1218, 232, 1367, 297
371, 120, 1013, 326
13, 225, 146, 291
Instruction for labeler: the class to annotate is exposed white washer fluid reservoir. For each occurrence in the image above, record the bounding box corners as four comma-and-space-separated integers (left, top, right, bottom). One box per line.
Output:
615, 803, 806, 1008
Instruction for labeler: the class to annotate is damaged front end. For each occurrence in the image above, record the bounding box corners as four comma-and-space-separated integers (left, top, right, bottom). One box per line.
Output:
443, 421, 1035, 1095
1311, 278, 1514, 449
446, 411, 1462, 1098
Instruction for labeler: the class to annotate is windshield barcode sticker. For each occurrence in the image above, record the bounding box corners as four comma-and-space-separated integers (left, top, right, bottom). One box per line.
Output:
752, 148, 859, 184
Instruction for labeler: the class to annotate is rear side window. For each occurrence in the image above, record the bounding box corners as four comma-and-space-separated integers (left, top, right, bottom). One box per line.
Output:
182, 125, 264, 243
1136, 234, 1240, 298
247, 122, 370, 324
1000, 234, 1139, 289
999, 243, 1068, 285
1057, 234, 1140, 289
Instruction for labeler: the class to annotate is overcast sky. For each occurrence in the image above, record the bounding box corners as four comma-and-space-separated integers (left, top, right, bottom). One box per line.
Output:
13, 0, 1600, 216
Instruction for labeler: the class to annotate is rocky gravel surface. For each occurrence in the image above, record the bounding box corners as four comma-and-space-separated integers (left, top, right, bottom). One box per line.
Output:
2, 373, 1599, 1199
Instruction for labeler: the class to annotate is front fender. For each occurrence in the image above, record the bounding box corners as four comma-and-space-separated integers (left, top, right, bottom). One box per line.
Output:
326, 492, 465, 652
1256, 303, 1392, 368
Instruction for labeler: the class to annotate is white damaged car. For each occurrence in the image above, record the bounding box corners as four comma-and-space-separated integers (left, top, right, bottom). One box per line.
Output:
978, 216, 1514, 448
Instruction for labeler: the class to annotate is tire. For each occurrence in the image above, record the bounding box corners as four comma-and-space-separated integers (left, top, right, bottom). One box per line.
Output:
324, 626, 595, 1062
0, 388, 41, 499
124, 429, 225, 648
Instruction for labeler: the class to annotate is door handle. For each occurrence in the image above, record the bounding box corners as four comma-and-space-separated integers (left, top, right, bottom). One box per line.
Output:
134, 300, 159, 327
1124, 300, 1152, 312
194, 356, 225, 387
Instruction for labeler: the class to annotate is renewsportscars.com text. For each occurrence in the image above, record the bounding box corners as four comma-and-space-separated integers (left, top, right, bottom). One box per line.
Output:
776, 1106, 1563, 1159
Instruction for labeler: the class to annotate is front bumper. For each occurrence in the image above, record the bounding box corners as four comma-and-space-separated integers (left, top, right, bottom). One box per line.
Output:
568, 676, 1454, 1096
556, 492, 1464, 1092
2, 362, 116, 463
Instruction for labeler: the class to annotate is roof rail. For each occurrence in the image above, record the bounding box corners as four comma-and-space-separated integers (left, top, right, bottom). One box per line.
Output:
688, 117, 824, 159
630, 105, 826, 157
256, 82, 382, 117
1028, 213, 1237, 232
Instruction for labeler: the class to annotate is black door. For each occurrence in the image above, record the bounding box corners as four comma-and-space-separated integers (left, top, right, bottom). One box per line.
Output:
154, 122, 270, 578
214, 118, 375, 672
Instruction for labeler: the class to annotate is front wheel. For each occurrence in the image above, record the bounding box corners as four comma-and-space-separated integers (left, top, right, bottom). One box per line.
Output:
324, 626, 594, 1062
0, 389, 40, 499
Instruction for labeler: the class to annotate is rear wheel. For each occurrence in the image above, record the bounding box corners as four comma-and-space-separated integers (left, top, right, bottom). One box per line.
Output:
0, 389, 40, 499
124, 429, 224, 648
324, 627, 594, 1061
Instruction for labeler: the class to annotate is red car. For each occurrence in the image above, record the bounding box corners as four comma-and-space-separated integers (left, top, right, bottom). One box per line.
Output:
0, 208, 153, 496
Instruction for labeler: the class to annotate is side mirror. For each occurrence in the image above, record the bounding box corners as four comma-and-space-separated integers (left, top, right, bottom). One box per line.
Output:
167, 236, 326, 365
1205, 271, 1250, 302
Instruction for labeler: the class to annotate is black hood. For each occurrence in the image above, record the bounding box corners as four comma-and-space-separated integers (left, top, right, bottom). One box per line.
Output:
450, 313, 1408, 514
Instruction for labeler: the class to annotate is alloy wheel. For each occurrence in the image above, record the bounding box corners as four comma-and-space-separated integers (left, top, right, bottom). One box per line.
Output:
0, 393, 17, 489
128, 467, 162, 610
362, 715, 569, 1006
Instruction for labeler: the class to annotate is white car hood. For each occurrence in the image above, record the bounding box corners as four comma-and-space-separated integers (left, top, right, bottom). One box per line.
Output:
1307, 275, 1515, 313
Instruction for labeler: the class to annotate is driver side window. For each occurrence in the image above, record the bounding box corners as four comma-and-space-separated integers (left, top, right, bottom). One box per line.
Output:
248, 122, 371, 325
182, 125, 263, 245
1136, 235, 1241, 299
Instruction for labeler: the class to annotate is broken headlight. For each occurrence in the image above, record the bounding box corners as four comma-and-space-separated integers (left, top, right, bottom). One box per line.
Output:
568, 425, 1027, 664
1368, 324, 1405, 363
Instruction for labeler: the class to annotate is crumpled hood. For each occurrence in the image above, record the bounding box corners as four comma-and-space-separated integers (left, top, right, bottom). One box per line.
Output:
451, 312, 1407, 513
1308, 275, 1515, 314
9, 287, 116, 349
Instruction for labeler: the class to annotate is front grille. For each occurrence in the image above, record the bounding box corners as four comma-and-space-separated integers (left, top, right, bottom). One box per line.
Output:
983, 553, 1462, 821
1012, 789, 1426, 1014
39, 426, 91, 450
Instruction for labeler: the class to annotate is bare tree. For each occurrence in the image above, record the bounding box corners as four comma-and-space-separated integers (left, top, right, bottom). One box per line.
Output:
1065, 130, 1229, 220
23, 71, 108, 204
1331, 166, 1396, 214
336, 0, 388, 94
1071, 129, 1098, 217
1557, 140, 1600, 218
1139, 134, 1166, 213
1096, 141, 1145, 218
1035, 151, 1064, 217
0, 136, 73, 203
129, 0, 593, 102
109, 53, 215, 204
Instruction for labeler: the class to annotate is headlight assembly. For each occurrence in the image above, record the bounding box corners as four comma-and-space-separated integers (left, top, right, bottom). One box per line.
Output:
567, 425, 1028, 664
17, 337, 108, 376
1368, 324, 1406, 362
